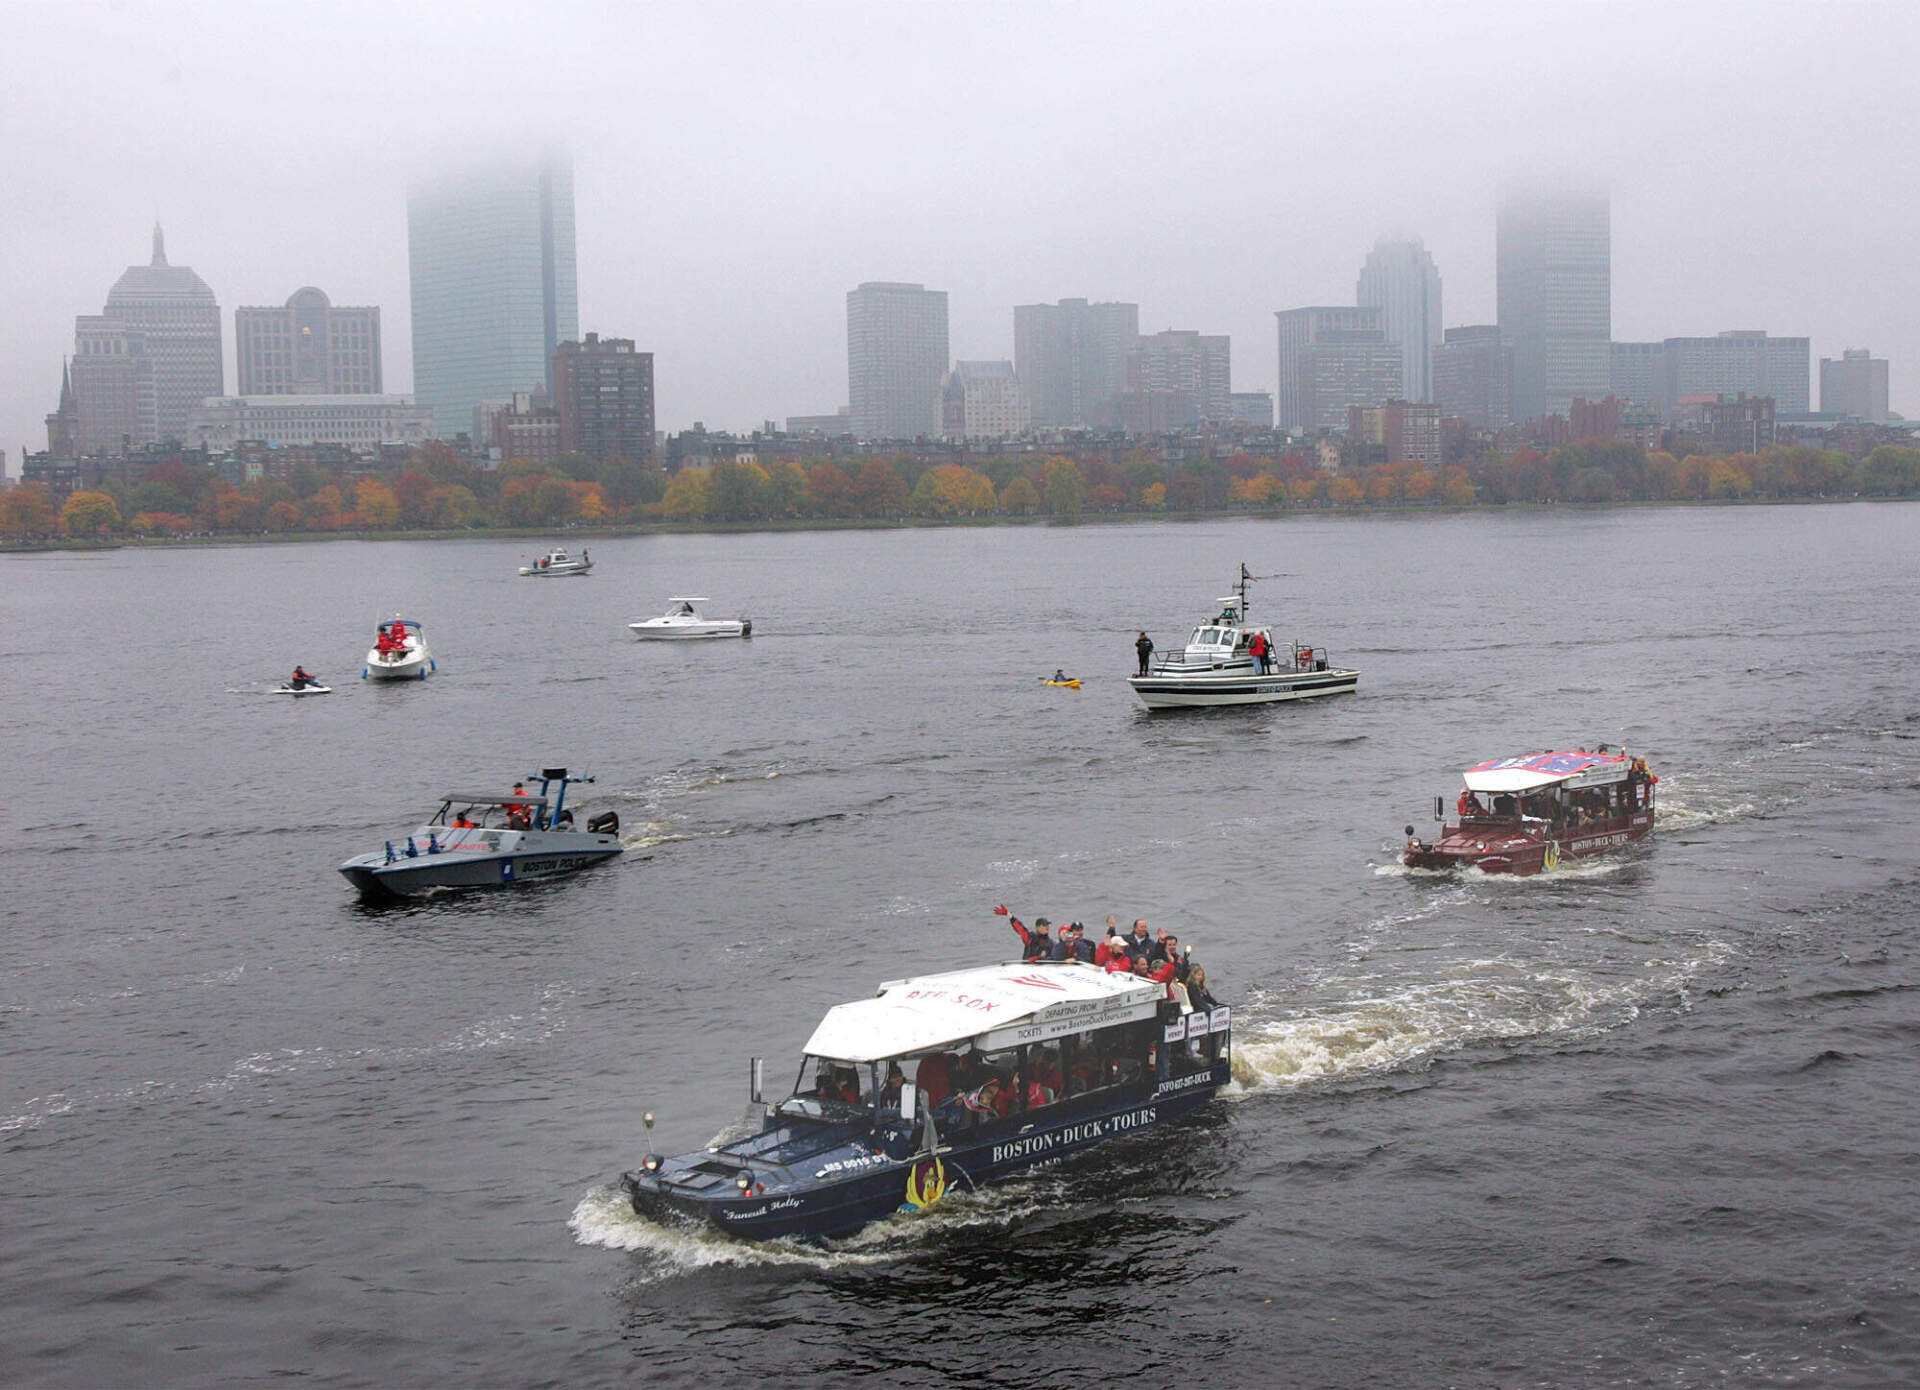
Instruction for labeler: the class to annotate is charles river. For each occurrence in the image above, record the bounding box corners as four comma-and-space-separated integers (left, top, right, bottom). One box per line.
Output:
4, 504, 1918, 1389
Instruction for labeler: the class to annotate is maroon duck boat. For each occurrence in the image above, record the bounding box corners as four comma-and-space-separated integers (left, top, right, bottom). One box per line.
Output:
1401, 749, 1658, 875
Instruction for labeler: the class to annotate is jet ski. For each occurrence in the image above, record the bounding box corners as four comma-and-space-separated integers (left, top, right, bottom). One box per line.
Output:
275, 681, 333, 696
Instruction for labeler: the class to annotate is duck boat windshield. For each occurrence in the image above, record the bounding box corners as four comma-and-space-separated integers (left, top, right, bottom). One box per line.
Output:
622, 958, 1233, 1242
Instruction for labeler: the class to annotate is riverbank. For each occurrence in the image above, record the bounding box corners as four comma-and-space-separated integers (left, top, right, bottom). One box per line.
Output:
3, 491, 1908, 556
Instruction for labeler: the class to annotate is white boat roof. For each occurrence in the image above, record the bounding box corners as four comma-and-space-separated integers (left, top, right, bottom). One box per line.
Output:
1462, 751, 1633, 793
801, 960, 1164, 1064
666, 595, 708, 603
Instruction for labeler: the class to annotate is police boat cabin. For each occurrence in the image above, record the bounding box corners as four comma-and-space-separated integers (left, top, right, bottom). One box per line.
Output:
622, 959, 1232, 1242
1401, 748, 1658, 875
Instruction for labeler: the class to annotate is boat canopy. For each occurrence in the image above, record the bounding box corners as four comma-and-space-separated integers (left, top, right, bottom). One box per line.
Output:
379, 617, 425, 630
801, 961, 1164, 1064
1463, 751, 1631, 794
665, 596, 709, 604
439, 792, 549, 808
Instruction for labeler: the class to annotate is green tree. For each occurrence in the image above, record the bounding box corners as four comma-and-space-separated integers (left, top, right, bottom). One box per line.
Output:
661, 466, 713, 520
1857, 445, 1920, 496
1042, 457, 1085, 515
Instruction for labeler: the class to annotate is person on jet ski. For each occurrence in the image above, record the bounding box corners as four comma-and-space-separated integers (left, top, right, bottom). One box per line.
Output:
289, 665, 317, 689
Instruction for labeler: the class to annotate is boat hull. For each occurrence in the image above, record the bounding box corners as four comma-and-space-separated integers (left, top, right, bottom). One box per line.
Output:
624, 1062, 1229, 1242
520, 564, 592, 577
1128, 666, 1359, 709
628, 622, 749, 640
338, 833, 621, 897
1404, 811, 1654, 875
363, 646, 434, 680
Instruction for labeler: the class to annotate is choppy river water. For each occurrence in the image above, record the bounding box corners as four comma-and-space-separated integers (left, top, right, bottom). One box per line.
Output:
3, 504, 1918, 1387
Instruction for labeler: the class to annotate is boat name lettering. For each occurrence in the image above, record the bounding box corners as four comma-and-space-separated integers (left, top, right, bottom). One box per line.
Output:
990, 1106, 1157, 1164
720, 1196, 802, 1220
518, 858, 567, 874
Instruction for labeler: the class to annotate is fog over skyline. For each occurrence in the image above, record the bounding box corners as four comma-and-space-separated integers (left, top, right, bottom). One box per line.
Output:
6, 0, 1917, 460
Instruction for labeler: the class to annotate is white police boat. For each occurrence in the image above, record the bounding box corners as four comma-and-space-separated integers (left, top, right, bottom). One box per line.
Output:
337, 768, 622, 898
520, 547, 593, 577
621, 958, 1231, 1242
1128, 565, 1359, 710
362, 616, 436, 681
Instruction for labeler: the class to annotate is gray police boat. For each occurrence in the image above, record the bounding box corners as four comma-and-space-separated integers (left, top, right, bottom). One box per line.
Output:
337, 768, 623, 898
621, 958, 1232, 1242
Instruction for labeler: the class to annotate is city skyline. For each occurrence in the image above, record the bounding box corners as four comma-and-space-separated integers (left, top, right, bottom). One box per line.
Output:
6, 2, 1919, 461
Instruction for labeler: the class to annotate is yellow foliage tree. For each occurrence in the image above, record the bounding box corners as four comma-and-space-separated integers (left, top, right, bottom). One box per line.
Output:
1330, 476, 1365, 506
354, 479, 401, 528
1000, 475, 1041, 515
60, 489, 122, 536
662, 466, 712, 520
1140, 482, 1167, 510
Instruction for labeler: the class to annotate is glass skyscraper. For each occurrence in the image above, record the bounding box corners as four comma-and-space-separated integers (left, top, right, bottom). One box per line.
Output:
1497, 190, 1610, 423
407, 153, 578, 440
1356, 236, 1442, 404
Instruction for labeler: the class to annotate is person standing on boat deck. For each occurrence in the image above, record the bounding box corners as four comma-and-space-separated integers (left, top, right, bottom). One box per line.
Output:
1135, 631, 1154, 675
1124, 919, 1154, 961
1248, 630, 1270, 673
993, 905, 1052, 961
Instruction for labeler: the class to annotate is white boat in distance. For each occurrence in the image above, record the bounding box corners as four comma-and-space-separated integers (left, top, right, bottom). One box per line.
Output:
520, 547, 592, 577
628, 597, 752, 640
362, 616, 436, 681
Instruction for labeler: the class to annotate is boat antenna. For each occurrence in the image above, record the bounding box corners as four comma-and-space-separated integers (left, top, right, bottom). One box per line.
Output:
1238, 563, 1254, 622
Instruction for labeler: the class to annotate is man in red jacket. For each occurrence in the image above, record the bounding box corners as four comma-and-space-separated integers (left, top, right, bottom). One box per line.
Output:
993, 905, 1053, 961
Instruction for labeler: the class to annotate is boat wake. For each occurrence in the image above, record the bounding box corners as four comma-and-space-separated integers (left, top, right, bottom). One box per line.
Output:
568, 1177, 1065, 1280
1224, 947, 1717, 1097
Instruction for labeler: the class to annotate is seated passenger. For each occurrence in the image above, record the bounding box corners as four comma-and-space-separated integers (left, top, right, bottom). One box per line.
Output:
960, 1076, 1003, 1120
1032, 1049, 1063, 1096
452, 811, 476, 828
1103, 942, 1134, 975
915, 1052, 953, 1106
879, 1063, 905, 1109
832, 1068, 862, 1104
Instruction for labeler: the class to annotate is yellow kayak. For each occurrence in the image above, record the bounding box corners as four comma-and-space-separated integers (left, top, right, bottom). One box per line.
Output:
1041, 678, 1082, 689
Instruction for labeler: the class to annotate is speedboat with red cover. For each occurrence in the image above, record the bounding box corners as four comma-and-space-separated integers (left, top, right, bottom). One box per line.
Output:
1401, 749, 1658, 875
621, 958, 1231, 1242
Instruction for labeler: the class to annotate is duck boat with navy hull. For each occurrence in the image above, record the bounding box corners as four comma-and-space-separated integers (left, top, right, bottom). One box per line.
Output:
337, 768, 622, 898
1128, 565, 1359, 710
1401, 749, 1658, 875
621, 959, 1232, 1243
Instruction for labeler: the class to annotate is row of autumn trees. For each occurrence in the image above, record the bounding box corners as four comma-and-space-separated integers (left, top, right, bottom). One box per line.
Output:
6, 438, 1920, 540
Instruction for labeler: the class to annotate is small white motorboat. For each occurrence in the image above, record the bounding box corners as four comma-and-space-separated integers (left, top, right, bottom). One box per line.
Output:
362, 616, 436, 681
520, 547, 593, 577
628, 596, 752, 640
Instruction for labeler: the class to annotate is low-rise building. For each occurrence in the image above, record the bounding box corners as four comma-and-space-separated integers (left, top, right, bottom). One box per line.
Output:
184, 395, 433, 450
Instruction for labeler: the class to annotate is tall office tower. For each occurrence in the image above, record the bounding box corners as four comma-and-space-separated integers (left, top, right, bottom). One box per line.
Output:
1274, 306, 1404, 432
68, 225, 223, 452
1821, 348, 1890, 423
1356, 236, 1442, 402
408, 152, 578, 440
236, 288, 383, 395
1497, 190, 1610, 422
1433, 325, 1515, 430
553, 333, 656, 461
846, 281, 949, 440
1012, 298, 1139, 428
1126, 330, 1232, 424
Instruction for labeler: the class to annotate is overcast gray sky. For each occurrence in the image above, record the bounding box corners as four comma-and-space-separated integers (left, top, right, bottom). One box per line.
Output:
6, 0, 1917, 462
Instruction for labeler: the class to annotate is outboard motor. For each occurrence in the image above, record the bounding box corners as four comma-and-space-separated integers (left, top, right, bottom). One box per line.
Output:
587, 811, 620, 835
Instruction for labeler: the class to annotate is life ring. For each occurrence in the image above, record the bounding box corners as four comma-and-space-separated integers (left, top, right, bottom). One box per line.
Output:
1542, 839, 1560, 871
